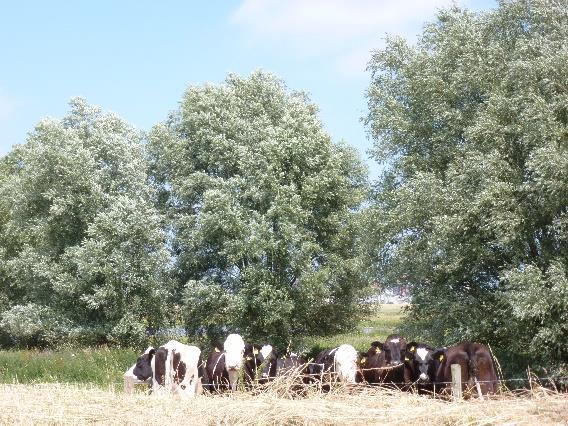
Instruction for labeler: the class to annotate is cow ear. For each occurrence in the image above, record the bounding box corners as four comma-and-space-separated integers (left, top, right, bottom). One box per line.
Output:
432, 348, 446, 362
406, 342, 418, 353
143, 348, 155, 363
371, 341, 384, 353
359, 352, 368, 365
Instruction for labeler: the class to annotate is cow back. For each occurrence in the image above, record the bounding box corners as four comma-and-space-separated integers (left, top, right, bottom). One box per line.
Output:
436, 342, 498, 396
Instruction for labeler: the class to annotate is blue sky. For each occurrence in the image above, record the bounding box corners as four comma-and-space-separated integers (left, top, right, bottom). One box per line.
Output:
0, 0, 496, 177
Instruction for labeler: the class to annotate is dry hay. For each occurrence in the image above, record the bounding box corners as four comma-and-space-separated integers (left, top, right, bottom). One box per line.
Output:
0, 381, 567, 425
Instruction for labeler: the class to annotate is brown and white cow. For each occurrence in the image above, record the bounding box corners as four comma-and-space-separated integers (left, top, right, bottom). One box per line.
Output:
309, 344, 359, 386
404, 341, 498, 397
360, 335, 408, 387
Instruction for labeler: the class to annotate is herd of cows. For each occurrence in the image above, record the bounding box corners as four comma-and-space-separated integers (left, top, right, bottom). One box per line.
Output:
124, 334, 498, 398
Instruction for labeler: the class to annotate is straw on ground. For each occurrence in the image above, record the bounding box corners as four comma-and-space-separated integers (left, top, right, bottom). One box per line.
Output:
1, 382, 566, 425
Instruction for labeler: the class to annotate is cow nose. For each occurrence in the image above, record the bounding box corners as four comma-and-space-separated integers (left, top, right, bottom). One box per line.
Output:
419, 373, 428, 381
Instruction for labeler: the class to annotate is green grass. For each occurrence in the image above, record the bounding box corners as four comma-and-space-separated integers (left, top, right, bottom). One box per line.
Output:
301, 304, 405, 355
0, 347, 138, 387
0, 304, 405, 388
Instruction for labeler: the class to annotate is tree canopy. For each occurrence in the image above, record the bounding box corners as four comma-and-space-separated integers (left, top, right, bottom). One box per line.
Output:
150, 71, 370, 346
364, 0, 568, 372
0, 99, 171, 346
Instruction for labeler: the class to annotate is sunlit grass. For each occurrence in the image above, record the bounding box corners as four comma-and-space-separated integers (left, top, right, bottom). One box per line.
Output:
302, 304, 405, 353
0, 347, 137, 387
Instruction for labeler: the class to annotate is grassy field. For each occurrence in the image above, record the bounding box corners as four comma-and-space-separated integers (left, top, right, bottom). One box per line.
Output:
302, 304, 405, 354
1, 382, 566, 425
1, 305, 567, 425
0, 304, 403, 387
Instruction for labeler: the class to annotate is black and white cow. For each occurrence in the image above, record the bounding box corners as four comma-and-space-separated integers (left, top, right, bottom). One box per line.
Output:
204, 333, 246, 391
403, 342, 442, 394
124, 340, 202, 397
124, 346, 154, 393
243, 343, 278, 385
152, 340, 202, 396
276, 352, 308, 377
309, 344, 359, 386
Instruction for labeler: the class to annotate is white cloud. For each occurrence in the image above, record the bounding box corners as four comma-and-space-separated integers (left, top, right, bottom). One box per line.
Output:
231, 0, 472, 77
232, 0, 459, 49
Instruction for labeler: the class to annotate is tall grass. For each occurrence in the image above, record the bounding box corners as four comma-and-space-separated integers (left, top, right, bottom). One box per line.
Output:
0, 347, 137, 387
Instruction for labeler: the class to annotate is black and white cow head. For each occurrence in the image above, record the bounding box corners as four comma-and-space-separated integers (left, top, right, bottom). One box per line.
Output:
404, 342, 445, 383
132, 347, 156, 381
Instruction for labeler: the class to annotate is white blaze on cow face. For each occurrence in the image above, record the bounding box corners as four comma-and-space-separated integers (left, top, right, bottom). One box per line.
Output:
334, 344, 358, 383
260, 345, 273, 360
389, 338, 400, 343
260, 344, 274, 378
416, 347, 429, 361
224, 334, 245, 370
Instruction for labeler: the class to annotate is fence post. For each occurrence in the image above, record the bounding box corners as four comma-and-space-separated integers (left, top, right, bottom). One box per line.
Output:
451, 364, 462, 401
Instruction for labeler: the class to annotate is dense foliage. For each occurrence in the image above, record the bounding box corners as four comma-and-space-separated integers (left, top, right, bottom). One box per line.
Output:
364, 0, 568, 373
150, 71, 370, 346
0, 100, 172, 347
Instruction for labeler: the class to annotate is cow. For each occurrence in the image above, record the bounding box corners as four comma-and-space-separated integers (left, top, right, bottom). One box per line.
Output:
359, 335, 408, 387
151, 340, 202, 397
404, 341, 498, 397
434, 342, 498, 397
403, 342, 441, 394
276, 352, 308, 377
243, 343, 278, 385
308, 344, 359, 387
204, 333, 246, 391
125, 341, 202, 397
124, 346, 154, 394
359, 341, 386, 384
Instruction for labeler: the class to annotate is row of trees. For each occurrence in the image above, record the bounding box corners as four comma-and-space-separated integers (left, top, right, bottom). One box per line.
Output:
0, 74, 370, 349
0, 0, 565, 373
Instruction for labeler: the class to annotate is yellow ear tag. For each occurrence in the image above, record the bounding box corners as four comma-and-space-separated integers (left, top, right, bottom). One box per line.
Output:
246, 356, 253, 361
361, 358, 367, 364
214, 347, 220, 352
409, 346, 415, 352
253, 348, 259, 355
377, 348, 381, 353
404, 356, 410, 361
439, 355, 444, 362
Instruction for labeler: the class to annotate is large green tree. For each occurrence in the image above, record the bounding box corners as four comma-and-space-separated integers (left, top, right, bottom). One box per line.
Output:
365, 0, 568, 373
150, 71, 369, 346
0, 99, 171, 346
